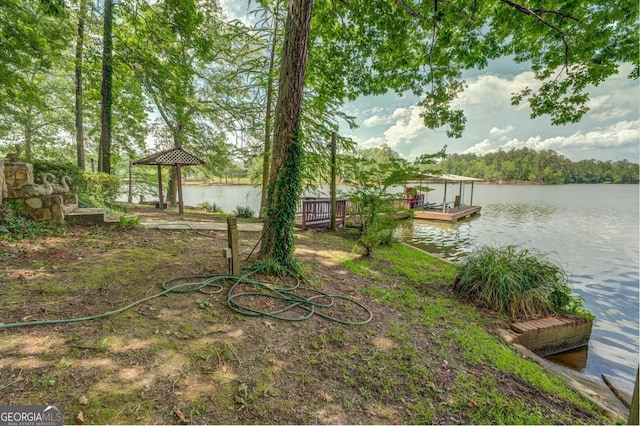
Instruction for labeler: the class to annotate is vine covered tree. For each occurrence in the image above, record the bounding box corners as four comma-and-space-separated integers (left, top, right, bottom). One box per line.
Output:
259, 0, 314, 269
98, 0, 113, 173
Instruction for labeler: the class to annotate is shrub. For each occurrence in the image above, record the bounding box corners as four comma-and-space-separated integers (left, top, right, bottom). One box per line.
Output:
199, 201, 220, 213
234, 206, 255, 218
455, 245, 592, 321
378, 228, 396, 247
118, 214, 140, 229
80, 172, 122, 208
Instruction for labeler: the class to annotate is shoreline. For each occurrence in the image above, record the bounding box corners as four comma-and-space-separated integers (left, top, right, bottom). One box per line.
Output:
403, 242, 631, 421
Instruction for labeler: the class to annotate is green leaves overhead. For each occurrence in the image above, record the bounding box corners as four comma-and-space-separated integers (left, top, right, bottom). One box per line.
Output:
0, 0, 72, 109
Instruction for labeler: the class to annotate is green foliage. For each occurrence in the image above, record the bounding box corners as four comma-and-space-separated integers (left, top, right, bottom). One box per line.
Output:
0, 201, 62, 240
309, 1, 638, 133
199, 201, 220, 213
117, 214, 140, 229
233, 206, 255, 218
262, 129, 304, 272
455, 245, 593, 321
0, 202, 37, 240
79, 172, 122, 208
0, 0, 73, 114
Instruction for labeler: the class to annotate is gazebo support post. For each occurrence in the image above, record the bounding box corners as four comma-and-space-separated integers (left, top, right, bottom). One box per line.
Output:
176, 163, 184, 216
157, 164, 164, 210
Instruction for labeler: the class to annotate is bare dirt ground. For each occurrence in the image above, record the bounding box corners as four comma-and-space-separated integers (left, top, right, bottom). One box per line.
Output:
0, 206, 611, 424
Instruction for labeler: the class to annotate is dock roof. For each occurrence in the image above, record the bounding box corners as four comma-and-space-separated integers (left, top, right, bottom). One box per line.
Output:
425, 174, 484, 182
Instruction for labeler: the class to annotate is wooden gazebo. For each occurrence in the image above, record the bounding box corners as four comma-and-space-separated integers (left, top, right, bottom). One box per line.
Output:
133, 147, 204, 216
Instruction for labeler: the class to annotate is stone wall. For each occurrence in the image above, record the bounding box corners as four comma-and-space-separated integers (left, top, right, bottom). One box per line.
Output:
21, 195, 65, 223
4, 161, 34, 198
3, 161, 65, 224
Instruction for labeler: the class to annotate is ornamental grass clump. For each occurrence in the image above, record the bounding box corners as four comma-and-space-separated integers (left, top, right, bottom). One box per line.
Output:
455, 245, 592, 321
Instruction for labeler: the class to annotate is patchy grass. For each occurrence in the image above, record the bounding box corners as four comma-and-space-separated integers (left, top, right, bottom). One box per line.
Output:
0, 212, 612, 425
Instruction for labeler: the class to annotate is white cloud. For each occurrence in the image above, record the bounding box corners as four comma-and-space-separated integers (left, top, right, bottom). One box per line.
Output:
587, 95, 635, 122
358, 136, 387, 148
461, 139, 494, 155
489, 125, 514, 137
362, 115, 388, 127
382, 106, 427, 148
391, 108, 412, 120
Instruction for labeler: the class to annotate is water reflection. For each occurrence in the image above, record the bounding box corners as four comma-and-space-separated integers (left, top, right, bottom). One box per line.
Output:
546, 346, 589, 371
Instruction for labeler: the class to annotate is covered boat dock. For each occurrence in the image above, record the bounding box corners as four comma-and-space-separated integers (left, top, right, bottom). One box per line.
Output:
413, 174, 483, 222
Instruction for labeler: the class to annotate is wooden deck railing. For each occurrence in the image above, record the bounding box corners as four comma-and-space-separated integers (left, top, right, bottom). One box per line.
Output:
387, 194, 425, 210
296, 197, 347, 230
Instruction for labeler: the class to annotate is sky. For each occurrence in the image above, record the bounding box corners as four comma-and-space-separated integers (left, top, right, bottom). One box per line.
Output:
222, 2, 639, 164
340, 61, 639, 163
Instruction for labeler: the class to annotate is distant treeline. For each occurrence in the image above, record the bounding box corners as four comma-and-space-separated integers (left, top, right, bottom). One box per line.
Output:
441, 148, 639, 184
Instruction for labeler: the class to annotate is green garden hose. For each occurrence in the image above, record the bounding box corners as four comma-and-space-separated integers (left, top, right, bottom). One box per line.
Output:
0, 267, 372, 329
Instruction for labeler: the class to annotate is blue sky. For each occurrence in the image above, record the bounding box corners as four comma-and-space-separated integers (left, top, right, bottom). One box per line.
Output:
222, 2, 639, 163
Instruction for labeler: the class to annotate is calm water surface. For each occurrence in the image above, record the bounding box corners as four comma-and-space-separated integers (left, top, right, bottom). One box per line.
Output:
182, 183, 639, 382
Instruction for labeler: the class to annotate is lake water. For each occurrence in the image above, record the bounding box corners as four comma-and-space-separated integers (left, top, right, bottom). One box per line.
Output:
181, 183, 639, 383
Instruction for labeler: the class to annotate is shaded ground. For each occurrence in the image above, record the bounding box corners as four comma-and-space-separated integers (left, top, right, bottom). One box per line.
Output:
0, 206, 612, 424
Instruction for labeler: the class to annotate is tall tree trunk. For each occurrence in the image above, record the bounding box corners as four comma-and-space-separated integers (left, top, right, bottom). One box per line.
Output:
99, 0, 113, 174
260, 6, 280, 218
75, 0, 86, 170
259, 0, 313, 269
24, 106, 33, 160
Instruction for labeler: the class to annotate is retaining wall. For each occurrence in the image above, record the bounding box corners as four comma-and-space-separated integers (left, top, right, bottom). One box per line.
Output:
511, 316, 593, 357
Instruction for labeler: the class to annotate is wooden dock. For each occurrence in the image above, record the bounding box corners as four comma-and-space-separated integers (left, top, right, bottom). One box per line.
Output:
413, 205, 481, 222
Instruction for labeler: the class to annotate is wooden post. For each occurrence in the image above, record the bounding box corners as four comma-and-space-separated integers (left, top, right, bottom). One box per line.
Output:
176, 163, 183, 216
470, 181, 474, 206
227, 216, 240, 276
127, 159, 132, 203
630, 367, 639, 425
302, 200, 307, 230
330, 131, 337, 231
157, 165, 164, 210
442, 180, 448, 212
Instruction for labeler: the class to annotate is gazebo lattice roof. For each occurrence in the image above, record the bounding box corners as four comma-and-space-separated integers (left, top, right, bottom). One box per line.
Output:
133, 147, 204, 166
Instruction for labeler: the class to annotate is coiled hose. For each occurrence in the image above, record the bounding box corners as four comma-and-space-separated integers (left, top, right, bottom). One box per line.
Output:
0, 266, 372, 330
